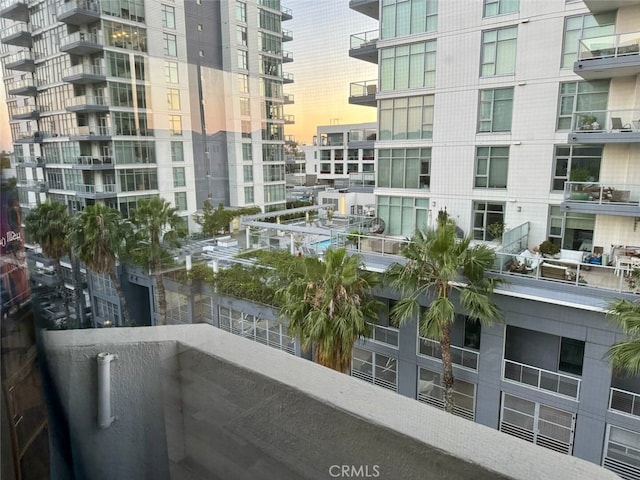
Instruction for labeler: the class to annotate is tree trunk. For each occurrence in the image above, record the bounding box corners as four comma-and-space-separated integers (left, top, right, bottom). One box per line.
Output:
108, 269, 131, 326
440, 323, 455, 414
154, 269, 167, 326
53, 260, 70, 322
71, 253, 86, 328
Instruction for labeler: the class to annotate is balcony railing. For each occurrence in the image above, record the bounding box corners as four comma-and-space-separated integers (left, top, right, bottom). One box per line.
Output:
76, 155, 113, 166
282, 29, 293, 41
570, 110, 640, 133
58, 0, 100, 16
283, 93, 294, 104
75, 183, 117, 194
7, 77, 36, 91
15, 156, 43, 165
609, 387, 640, 417
578, 31, 640, 61
503, 359, 581, 399
365, 322, 398, 348
419, 337, 479, 371
349, 172, 375, 187
282, 50, 293, 62
60, 31, 102, 48
67, 95, 109, 108
564, 181, 640, 205
12, 105, 39, 117
68, 125, 112, 137
282, 71, 294, 83
5, 49, 34, 66
63, 63, 104, 78
350, 29, 378, 49
280, 5, 292, 20
350, 80, 377, 98
283, 114, 294, 124
1, 22, 30, 39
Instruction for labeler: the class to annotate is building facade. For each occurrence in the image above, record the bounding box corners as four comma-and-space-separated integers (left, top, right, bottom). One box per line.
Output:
0, 0, 293, 228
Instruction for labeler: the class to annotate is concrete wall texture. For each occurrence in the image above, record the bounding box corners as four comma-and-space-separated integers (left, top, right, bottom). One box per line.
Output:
41, 325, 618, 480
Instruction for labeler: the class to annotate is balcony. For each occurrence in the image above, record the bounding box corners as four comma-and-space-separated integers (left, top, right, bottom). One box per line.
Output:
349, 0, 379, 20
283, 114, 294, 125
0, 23, 32, 47
574, 32, 640, 80
282, 28, 292, 42
75, 183, 117, 198
68, 125, 112, 141
4, 50, 35, 71
17, 179, 48, 192
62, 63, 106, 84
280, 5, 292, 21
66, 95, 109, 112
15, 155, 43, 166
419, 337, 479, 371
14, 130, 46, 143
503, 359, 581, 400
72, 155, 114, 170
283, 92, 294, 104
282, 50, 293, 63
349, 171, 376, 188
609, 387, 640, 418
349, 80, 377, 107
561, 181, 640, 217
11, 104, 40, 120
0, 0, 28, 22
282, 71, 294, 84
350, 29, 378, 64
568, 110, 640, 144
60, 31, 103, 55
57, 0, 100, 25
6, 77, 37, 96
583, 0, 640, 13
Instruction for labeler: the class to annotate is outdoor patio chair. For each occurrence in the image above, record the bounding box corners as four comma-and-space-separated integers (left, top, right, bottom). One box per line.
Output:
611, 117, 632, 131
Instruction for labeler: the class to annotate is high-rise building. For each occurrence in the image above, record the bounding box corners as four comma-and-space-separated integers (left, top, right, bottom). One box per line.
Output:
0, 0, 294, 229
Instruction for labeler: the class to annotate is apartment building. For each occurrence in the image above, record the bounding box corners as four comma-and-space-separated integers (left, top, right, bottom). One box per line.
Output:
344, 0, 640, 476
0, 0, 293, 227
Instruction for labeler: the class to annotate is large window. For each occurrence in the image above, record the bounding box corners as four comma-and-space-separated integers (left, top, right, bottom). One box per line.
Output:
161, 4, 175, 29
378, 148, 430, 189
174, 191, 187, 211
352, 347, 397, 392
381, 0, 438, 40
169, 115, 182, 136
556, 80, 609, 130
481, 27, 517, 76
478, 88, 513, 133
473, 201, 504, 241
475, 146, 509, 188
167, 88, 180, 110
165, 61, 179, 84
173, 167, 185, 187
163, 33, 177, 57
483, 0, 518, 17
562, 13, 615, 68
236, 1, 246, 22
379, 95, 434, 140
104, 21, 147, 52
377, 196, 430, 236
418, 367, 475, 420
119, 169, 158, 192
380, 41, 436, 91
113, 141, 155, 164
244, 186, 254, 204
552, 145, 602, 191
548, 206, 595, 251
171, 141, 183, 162
603, 426, 640, 479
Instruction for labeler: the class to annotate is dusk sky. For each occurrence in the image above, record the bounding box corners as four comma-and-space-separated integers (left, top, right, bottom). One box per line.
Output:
0, 1, 378, 151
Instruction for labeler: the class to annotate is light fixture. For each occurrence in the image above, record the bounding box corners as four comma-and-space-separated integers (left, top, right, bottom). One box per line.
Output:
517, 206, 522, 212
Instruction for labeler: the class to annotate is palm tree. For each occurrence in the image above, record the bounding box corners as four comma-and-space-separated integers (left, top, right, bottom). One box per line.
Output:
129, 197, 186, 325
276, 248, 382, 373
24, 201, 71, 319
607, 298, 640, 376
385, 214, 503, 413
71, 204, 131, 326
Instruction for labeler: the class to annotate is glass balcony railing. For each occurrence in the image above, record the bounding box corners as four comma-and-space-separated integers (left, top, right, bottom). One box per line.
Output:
282, 29, 293, 41
283, 114, 294, 124
1, 23, 30, 39
75, 155, 114, 166
350, 29, 378, 49
75, 183, 117, 194
66, 95, 109, 108
58, 0, 100, 16
578, 31, 640, 61
60, 31, 101, 47
609, 387, 640, 417
503, 359, 581, 399
419, 337, 479, 371
571, 109, 640, 132
5, 49, 34, 65
282, 71, 294, 82
282, 50, 293, 62
349, 172, 376, 187
563, 181, 640, 205
365, 322, 399, 347
63, 63, 104, 77
350, 80, 377, 98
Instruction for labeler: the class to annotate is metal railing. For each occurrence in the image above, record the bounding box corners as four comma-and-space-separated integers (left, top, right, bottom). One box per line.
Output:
283, 114, 294, 124
76, 183, 117, 194
58, 0, 100, 15
12, 105, 39, 116
76, 155, 113, 166
63, 63, 104, 77
571, 109, 640, 132
282, 50, 293, 61
419, 337, 479, 371
69, 125, 112, 136
503, 359, 581, 399
282, 71, 294, 82
578, 31, 640, 61
1, 23, 30, 38
350, 80, 377, 98
67, 95, 108, 108
365, 322, 399, 347
61, 31, 101, 46
609, 387, 640, 417
282, 28, 293, 40
7, 77, 36, 90
350, 29, 378, 49
283, 93, 294, 103
5, 50, 33, 64
0, 0, 27, 11
563, 181, 639, 205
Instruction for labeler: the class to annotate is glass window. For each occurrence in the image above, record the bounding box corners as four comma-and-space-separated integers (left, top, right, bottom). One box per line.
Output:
472, 201, 504, 241
169, 115, 182, 136
381, 0, 438, 40
237, 50, 248, 70
381, 41, 436, 91
556, 80, 609, 131
483, 0, 519, 17
236, 1, 246, 22
552, 145, 602, 191
161, 4, 176, 29
238, 74, 249, 93
478, 88, 513, 132
558, 338, 585, 376
481, 27, 517, 76
379, 95, 434, 140
171, 141, 183, 162
243, 165, 253, 182
242, 143, 252, 161
475, 146, 509, 188
174, 191, 187, 211
377, 196, 430, 236
165, 61, 179, 84
237, 26, 248, 46
561, 13, 615, 68
548, 206, 595, 250
244, 186, 254, 203
167, 88, 180, 110
605, 426, 640, 473
378, 148, 431, 189
163, 33, 177, 57
103, 21, 147, 52
173, 167, 185, 187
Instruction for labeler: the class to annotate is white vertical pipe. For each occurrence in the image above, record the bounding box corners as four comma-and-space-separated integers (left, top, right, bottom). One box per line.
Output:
97, 352, 116, 429
186, 254, 192, 271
